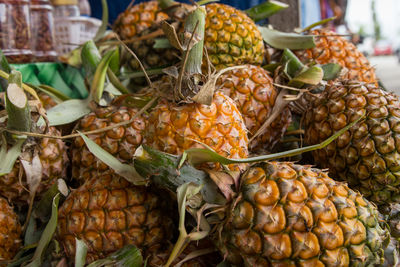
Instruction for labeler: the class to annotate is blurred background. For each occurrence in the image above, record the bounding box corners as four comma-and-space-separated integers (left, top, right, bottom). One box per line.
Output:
346, 0, 400, 93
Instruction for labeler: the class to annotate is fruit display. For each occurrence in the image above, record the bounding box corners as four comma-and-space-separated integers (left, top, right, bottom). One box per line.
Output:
296, 29, 377, 84
304, 81, 400, 211
4, 0, 400, 266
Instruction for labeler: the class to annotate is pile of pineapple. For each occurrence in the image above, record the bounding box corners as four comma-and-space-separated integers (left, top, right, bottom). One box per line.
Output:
1, 0, 400, 266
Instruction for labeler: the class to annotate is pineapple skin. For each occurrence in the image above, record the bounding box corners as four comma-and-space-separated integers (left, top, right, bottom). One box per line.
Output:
0, 126, 68, 204
113, 1, 168, 40
204, 3, 264, 69
57, 174, 174, 263
304, 81, 400, 210
217, 161, 391, 266
71, 105, 147, 184
144, 91, 249, 170
216, 64, 291, 151
0, 197, 21, 262
296, 29, 377, 84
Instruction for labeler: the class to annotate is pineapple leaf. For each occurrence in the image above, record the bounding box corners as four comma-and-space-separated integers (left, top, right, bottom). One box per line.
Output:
87, 245, 143, 267
153, 38, 175, 49
161, 21, 183, 51
24, 179, 68, 247
321, 63, 342, 81
134, 146, 224, 204
0, 135, 25, 176
197, 0, 219, 5
281, 48, 306, 77
119, 67, 164, 80
166, 183, 209, 267
93, 0, 108, 41
258, 26, 316, 50
46, 99, 91, 126
245, 0, 289, 22
78, 132, 147, 185
108, 47, 120, 74
289, 65, 324, 87
30, 84, 70, 102
75, 238, 88, 267
81, 40, 101, 78
25, 194, 60, 267
106, 69, 129, 94
183, 114, 364, 165
298, 16, 337, 33
90, 49, 117, 104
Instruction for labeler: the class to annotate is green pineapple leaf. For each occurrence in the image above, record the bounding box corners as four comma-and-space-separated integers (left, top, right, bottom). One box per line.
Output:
46, 99, 91, 126
25, 194, 60, 267
246, 0, 289, 22
258, 26, 316, 50
90, 49, 118, 104
93, 0, 108, 41
0, 135, 25, 176
321, 63, 342, 81
75, 238, 88, 267
182, 113, 364, 166
298, 16, 337, 33
87, 245, 143, 267
78, 132, 147, 186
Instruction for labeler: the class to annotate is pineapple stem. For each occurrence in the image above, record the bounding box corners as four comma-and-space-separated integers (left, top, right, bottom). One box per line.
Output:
183, 7, 206, 75
5, 70, 31, 134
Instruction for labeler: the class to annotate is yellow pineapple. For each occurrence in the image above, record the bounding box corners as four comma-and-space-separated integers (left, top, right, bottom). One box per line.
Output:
296, 29, 377, 84
216, 65, 291, 151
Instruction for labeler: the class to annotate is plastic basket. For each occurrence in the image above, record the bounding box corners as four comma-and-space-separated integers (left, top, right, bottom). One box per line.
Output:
54, 16, 102, 55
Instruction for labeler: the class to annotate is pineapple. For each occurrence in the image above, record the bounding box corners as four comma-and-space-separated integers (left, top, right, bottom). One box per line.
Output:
71, 104, 147, 184
204, 3, 264, 69
115, 1, 265, 74
1, 72, 68, 205
1, 127, 68, 204
296, 29, 377, 84
38, 92, 57, 110
303, 81, 400, 211
217, 162, 391, 266
141, 7, 250, 171
113, 1, 169, 40
0, 197, 21, 262
216, 64, 291, 151
145, 91, 249, 170
134, 147, 395, 266
57, 174, 174, 263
